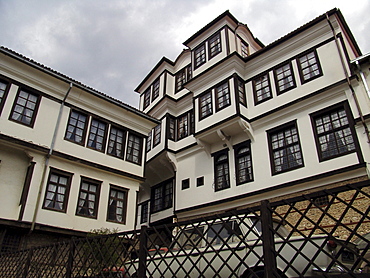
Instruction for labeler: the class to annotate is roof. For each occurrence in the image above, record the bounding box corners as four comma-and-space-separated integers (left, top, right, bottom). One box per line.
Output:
0, 46, 159, 124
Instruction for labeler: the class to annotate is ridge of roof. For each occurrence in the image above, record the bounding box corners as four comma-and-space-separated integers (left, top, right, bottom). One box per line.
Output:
0, 46, 159, 124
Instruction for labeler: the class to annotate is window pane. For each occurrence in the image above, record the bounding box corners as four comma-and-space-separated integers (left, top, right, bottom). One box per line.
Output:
199, 92, 212, 119
10, 90, 39, 126
65, 111, 87, 144
87, 119, 107, 151
274, 62, 295, 93
126, 133, 143, 164
43, 171, 71, 212
107, 187, 127, 223
253, 74, 271, 103
298, 50, 322, 82
108, 126, 125, 158
214, 151, 230, 191
209, 32, 221, 58
76, 179, 100, 218
216, 82, 230, 111
194, 43, 206, 68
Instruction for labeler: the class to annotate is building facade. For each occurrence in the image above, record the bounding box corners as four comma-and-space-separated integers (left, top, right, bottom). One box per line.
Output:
0, 47, 158, 252
136, 9, 370, 227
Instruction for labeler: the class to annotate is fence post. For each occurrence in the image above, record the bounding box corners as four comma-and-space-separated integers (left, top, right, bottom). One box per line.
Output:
22, 248, 33, 278
260, 200, 277, 278
66, 238, 75, 278
138, 226, 148, 278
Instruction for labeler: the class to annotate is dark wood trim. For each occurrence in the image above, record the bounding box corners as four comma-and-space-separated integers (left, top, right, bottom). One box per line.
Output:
18, 162, 36, 221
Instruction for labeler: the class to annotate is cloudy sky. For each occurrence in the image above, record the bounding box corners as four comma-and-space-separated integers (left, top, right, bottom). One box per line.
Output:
1, 0, 369, 108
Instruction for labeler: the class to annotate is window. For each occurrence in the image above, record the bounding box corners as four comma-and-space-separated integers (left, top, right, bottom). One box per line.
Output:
177, 113, 188, 140
168, 116, 176, 141
274, 62, 296, 94
311, 104, 356, 161
0, 80, 10, 115
297, 50, 322, 83
268, 121, 304, 175
194, 43, 206, 69
10, 89, 40, 127
152, 79, 160, 101
140, 201, 149, 224
213, 150, 230, 191
237, 78, 246, 106
143, 88, 151, 109
146, 130, 152, 152
234, 141, 253, 185
76, 178, 101, 218
175, 65, 192, 92
253, 73, 272, 104
126, 132, 143, 164
107, 126, 126, 159
241, 41, 249, 58
151, 180, 173, 213
215, 82, 230, 111
208, 32, 221, 59
182, 178, 190, 190
107, 186, 128, 224
43, 169, 72, 212
65, 110, 88, 145
199, 91, 212, 120
87, 118, 107, 152
197, 176, 204, 187
153, 124, 161, 147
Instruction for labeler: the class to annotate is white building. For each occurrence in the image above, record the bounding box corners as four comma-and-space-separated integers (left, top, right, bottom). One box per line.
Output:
0, 47, 158, 251
136, 9, 370, 227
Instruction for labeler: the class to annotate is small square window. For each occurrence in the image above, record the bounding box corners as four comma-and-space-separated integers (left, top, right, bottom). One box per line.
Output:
182, 178, 190, 190
253, 73, 272, 104
10, 88, 40, 127
196, 177, 204, 187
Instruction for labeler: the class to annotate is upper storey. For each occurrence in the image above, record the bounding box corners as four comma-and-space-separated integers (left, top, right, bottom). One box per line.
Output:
135, 11, 263, 116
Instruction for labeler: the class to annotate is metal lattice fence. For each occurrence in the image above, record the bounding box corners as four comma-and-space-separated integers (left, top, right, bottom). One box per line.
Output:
0, 182, 369, 277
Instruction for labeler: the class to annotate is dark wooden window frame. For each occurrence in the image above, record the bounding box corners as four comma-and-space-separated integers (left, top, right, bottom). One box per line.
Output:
181, 178, 190, 190
153, 123, 161, 147
151, 179, 173, 213
87, 117, 108, 152
9, 87, 41, 128
126, 131, 144, 165
234, 140, 253, 185
213, 149, 230, 192
208, 31, 222, 59
252, 72, 272, 105
310, 102, 358, 162
76, 177, 101, 219
199, 91, 213, 120
236, 77, 247, 107
273, 61, 296, 94
297, 49, 323, 84
0, 79, 10, 116
152, 78, 160, 101
107, 125, 126, 159
43, 168, 73, 213
194, 43, 206, 69
175, 64, 192, 93
140, 201, 149, 224
143, 88, 151, 109
267, 120, 304, 175
107, 185, 128, 224
196, 176, 204, 187
215, 81, 231, 112
64, 109, 89, 146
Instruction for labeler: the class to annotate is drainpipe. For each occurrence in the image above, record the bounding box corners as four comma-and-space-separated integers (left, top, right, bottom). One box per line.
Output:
326, 14, 370, 144
30, 83, 73, 232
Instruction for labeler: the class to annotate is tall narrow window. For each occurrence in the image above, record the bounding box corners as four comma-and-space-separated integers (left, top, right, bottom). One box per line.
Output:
0, 80, 9, 115
146, 130, 152, 152
153, 124, 161, 147
10, 89, 40, 127
76, 178, 101, 218
215, 82, 230, 111
65, 110, 88, 145
268, 121, 304, 175
199, 91, 212, 120
194, 43, 206, 69
234, 141, 253, 185
152, 79, 160, 101
87, 118, 107, 152
297, 50, 322, 83
107, 186, 128, 224
213, 150, 230, 191
241, 41, 249, 58
143, 88, 151, 109
177, 113, 188, 140
107, 126, 126, 159
168, 116, 176, 141
311, 103, 356, 161
274, 62, 296, 94
208, 32, 221, 59
176, 69, 186, 92
126, 132, 143, 164
253, 73, 272, 104
140, 201, 149, 224
237, 78, 246, 106
43, 169, 72, 212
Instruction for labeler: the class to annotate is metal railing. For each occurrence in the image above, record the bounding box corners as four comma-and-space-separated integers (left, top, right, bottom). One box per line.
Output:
0, 182, 369, 277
